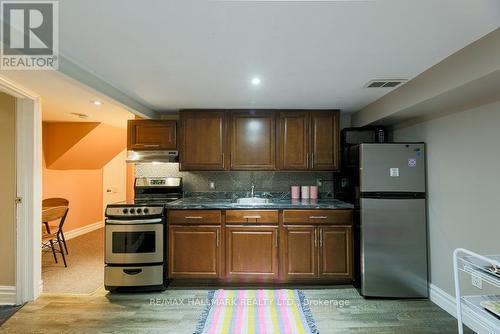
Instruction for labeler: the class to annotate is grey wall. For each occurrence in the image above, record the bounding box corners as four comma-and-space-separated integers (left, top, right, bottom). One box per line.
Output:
353, 28, 500, 127
134, 163, 334, 194
393, 100, 500, 296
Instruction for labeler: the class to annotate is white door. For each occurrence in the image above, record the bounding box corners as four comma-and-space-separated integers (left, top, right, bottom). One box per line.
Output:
102, 150, 127, 219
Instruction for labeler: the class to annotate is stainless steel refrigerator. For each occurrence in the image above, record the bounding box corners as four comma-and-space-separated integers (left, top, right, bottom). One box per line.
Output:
359, 143, 428, 298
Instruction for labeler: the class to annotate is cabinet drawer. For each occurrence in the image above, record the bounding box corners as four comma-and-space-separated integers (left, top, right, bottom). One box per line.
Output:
225, 210, 279, 224
168, 210, 222, 224
283, 210, 352, 225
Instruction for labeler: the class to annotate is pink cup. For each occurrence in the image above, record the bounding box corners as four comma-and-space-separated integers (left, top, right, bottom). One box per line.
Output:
310, 186, 318, 199
291, 186, 300, 199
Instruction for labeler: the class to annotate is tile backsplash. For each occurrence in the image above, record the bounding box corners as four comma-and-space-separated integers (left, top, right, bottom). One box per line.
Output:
134, 163, 335, 194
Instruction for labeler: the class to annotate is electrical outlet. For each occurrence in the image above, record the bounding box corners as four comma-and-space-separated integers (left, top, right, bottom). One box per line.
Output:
341, 178, 349, 188
471, 274, 483, 289
316, 179, 323, 187
209, 181, 216, 190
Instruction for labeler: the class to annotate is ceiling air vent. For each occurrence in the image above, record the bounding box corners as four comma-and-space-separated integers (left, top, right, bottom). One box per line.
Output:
365, 79, 407, 88
70, 112, 89, 119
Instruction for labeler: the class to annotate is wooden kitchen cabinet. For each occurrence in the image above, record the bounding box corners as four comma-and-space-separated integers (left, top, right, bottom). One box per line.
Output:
282, 226, 317, 280
178, 109, 340, 171
179, 110, 227, 170
278, 111, 309, 170
310, 111, 340, 170
225, 210, 278, 224
283, 209, 353, 225
168, 210, 222, 225
230, 110, 276, 170
278, 110, 340, 170
166, 208, 353, 283
318, 226, 353, 279
168, 225, 221, 278
282, 225, 352, 280
127, 120, 177, 150
225, 226, 279, 280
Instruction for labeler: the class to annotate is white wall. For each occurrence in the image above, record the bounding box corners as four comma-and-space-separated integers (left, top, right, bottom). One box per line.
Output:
102, 149, 127, 219
393, 100, 500, 295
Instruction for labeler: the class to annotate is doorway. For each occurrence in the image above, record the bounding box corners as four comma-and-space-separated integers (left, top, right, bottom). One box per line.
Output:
0, 76, 42, 306
41, 125, 128, 294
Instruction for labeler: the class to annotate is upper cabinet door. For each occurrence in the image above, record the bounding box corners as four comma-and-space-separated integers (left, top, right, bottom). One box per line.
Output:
127, 120, 177, 150
310, 111, 340, 170
278, 111, 309, 170
179, 111, 227, 171
230, 111, 276, 170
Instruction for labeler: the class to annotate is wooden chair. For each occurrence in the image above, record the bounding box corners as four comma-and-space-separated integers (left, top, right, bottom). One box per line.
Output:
42, 198, 69, 255
42, 206, 69, 267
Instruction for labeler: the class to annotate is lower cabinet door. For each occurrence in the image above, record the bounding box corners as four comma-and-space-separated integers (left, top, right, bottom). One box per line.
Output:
168, 225, 221, 278
225, 226, 279, 280
319, 226, 353, 279
282, 226, 318, 279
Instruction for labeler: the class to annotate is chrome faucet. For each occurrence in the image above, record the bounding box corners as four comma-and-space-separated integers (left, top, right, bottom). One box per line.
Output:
250, 184, 256, 198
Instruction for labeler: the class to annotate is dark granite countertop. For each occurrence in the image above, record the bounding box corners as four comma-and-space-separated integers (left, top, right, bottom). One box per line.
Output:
165, 197, 353, 210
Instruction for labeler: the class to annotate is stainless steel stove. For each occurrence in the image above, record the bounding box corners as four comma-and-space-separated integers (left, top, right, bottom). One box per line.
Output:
104, 177, 182, 291
134, 177, 183, 204
104, 204, 166, 291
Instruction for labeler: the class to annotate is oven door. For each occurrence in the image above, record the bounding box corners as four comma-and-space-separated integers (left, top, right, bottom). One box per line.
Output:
105, 223, 163, 264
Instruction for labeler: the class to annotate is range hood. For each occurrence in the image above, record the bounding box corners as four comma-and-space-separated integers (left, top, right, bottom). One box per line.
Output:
126, 150, 179, 163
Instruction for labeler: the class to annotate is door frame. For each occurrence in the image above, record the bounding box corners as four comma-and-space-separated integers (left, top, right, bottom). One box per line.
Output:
0, 75, 42, 305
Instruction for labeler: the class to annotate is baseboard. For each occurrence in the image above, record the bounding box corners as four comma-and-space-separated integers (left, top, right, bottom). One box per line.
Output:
430, 283, 491, 334
64, 221, 103, 241
0, 286, 16, 305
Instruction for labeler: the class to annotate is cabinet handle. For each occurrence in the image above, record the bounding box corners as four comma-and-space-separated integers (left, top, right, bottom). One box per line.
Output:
274, 232, 278, 248
216, 229, 220, 247
314, 229, 317, 247
311, 152, 314, 166
142, 144, 160, 148
319, 229, 323, 247
185, 216, 203, 219
309, 216, 328, 219
243, 215, 261, 219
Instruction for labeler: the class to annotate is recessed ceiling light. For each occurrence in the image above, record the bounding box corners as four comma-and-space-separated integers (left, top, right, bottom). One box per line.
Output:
91, 100, 102, 106
251, 77, 261, 86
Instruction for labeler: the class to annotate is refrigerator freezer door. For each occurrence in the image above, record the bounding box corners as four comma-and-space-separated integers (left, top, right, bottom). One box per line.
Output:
360, 198, 428, 298
360, 143, 425, 193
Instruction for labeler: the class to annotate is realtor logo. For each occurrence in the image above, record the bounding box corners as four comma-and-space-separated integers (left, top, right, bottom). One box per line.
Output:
1, 0, 58, 70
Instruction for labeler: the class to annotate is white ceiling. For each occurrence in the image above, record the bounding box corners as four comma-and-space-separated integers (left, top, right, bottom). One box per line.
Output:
56, 0, 500, 112
0, 71, 134, 128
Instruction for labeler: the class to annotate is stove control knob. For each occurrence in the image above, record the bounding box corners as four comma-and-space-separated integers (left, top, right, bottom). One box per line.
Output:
143, 208, 149, 214
129, 208, 136, 214
122, 208, 129, 214
137, 208, 142, 214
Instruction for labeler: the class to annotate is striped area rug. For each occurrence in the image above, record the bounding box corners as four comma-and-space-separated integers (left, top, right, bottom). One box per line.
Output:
194, 289, 319, 334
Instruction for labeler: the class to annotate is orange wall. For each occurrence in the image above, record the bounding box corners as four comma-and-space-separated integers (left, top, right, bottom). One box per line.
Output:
42, 121, 128, 231
42, 153, 103, 231
44, 122, 126, 169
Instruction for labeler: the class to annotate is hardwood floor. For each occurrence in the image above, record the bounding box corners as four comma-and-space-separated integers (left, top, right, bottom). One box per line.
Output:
0, 286, 470, 334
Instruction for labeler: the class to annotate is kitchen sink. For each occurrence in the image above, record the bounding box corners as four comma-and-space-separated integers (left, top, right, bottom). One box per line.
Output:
235, 197, 271, 204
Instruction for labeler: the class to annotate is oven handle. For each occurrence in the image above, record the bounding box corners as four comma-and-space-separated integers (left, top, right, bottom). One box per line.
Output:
106, 218, 163, 225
